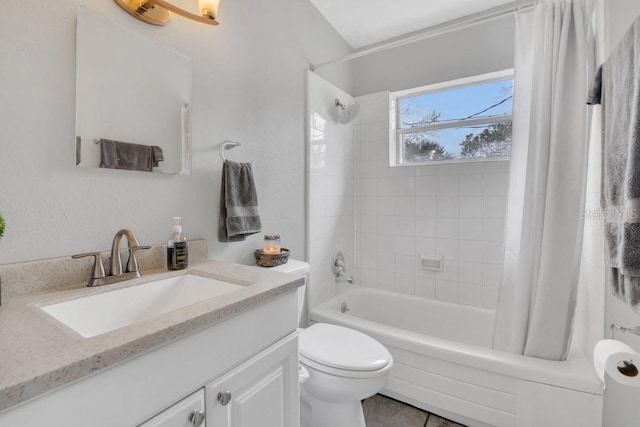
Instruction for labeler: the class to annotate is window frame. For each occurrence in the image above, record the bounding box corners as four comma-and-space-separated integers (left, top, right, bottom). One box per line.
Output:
390, 69, 514, 167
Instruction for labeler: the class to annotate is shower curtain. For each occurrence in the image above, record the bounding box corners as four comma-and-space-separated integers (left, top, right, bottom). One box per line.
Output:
492, 0, 595, 361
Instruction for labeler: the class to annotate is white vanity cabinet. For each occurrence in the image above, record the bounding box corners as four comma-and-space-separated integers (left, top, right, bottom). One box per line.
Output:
140, 333, 298, 427
206, 334, 299, 427
139, 389, 206, 427
0, 290, 299, 427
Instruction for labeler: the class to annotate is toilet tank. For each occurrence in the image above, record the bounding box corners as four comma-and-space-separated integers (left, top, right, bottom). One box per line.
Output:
254, 259, 310, 326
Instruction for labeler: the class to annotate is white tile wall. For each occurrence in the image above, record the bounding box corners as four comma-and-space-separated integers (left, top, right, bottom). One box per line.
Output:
307, 73, 356, 310
354, 92, 509, 309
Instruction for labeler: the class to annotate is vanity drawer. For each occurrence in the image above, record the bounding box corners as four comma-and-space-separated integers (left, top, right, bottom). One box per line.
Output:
139, 389, 205, 427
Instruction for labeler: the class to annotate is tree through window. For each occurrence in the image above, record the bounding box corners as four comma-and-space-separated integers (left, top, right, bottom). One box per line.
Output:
392, 71, 513, 165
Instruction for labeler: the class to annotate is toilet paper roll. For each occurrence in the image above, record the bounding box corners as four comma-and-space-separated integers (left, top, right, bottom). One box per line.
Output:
603, 351, 640, 427
594, 339, 637, 382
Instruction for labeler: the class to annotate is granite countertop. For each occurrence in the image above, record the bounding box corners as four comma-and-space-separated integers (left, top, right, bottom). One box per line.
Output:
0, 256, 303, 413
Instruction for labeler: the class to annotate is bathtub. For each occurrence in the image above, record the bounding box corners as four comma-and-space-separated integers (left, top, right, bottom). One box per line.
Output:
310, 287, 602, 427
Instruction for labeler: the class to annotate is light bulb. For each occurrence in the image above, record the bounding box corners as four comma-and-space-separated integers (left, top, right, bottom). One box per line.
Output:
198, 0, 220, 19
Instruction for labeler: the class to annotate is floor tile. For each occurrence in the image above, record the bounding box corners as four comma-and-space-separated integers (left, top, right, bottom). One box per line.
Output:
363, 394, 427, 427
362, 394, 466, 427
426, 414, 465, 427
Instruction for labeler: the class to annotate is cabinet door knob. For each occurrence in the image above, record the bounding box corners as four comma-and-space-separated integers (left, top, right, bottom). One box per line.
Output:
188, 410, 205, 427
217, 390, 232, 406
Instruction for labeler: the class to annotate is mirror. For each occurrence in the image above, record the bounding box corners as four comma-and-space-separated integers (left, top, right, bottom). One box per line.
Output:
75, 7, 192, 175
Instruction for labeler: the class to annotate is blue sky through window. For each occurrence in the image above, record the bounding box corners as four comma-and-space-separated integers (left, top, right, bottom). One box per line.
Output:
400, 78, 513, 157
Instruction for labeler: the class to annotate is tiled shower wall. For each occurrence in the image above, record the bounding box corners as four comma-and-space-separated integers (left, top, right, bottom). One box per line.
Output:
307, 72, 355, 310
354, 92, 509, 309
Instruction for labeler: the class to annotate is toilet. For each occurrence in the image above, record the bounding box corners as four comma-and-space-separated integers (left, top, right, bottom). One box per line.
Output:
258, 260, 393, 427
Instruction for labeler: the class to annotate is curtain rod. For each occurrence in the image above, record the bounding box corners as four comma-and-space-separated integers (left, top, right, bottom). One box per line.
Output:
310, 0, 536, 71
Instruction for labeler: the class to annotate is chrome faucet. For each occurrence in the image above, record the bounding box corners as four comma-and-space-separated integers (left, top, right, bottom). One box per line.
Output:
72, 229, 150, 287
110, 229, 146, 276
331, 252, 354, 284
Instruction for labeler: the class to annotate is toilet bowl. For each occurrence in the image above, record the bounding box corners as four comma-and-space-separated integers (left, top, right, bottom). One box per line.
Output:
299, 323, 392, 427
255, 260, 393, 427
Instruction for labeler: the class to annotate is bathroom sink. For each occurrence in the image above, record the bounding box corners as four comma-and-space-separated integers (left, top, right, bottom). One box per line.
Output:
40, 274, 243, 338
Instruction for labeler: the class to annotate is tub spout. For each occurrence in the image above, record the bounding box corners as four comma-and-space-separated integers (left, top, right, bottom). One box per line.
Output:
336, 274, 354, 284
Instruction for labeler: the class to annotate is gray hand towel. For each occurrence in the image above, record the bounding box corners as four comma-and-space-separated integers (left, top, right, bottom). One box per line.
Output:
219, 160, 262, 242
588, 16, 640, 307
99, 139, 153, 172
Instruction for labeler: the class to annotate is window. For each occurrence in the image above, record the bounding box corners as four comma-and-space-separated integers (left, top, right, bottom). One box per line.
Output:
391, 70, 513, 166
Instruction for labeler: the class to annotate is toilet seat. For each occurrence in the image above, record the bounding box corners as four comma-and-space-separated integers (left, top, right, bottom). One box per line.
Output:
299, 353, 392, 379
299, 323, 391, 378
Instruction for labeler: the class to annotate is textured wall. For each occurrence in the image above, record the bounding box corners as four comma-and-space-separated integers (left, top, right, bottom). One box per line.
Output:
574, 0, 640, 359
601, 0, 640, 351
0, 0, 352, 265
351, 15, 515, 96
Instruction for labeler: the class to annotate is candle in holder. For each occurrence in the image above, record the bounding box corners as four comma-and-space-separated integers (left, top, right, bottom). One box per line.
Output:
263, 235, 281, 254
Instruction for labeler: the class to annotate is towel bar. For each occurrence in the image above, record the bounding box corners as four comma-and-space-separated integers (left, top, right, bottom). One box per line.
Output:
220, 141, 256, 164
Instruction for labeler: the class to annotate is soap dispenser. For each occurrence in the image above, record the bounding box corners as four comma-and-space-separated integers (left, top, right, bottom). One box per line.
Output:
167, 217, 188, 270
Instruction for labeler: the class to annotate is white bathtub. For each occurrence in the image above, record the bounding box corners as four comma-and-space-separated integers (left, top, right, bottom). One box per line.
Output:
310, 287, 602, 427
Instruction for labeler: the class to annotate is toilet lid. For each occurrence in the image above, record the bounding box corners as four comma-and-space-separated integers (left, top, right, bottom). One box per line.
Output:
299, 323, 391, 371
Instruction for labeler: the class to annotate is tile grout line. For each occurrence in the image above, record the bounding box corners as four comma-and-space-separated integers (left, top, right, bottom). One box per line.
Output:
363, 393, 469, 427
424, 412, 431, 427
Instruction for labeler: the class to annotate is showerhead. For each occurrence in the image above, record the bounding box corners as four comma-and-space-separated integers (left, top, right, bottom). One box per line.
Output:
333, 98, 360, 124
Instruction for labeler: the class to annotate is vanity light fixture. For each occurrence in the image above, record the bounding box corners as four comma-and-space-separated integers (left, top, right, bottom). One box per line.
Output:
113, 0, 220, 26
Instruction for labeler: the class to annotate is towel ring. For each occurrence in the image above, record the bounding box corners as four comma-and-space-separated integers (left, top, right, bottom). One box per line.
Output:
220, 141, 256, 164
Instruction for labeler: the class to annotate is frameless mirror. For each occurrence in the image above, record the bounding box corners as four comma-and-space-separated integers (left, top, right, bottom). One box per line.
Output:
75, 7, 192, 175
